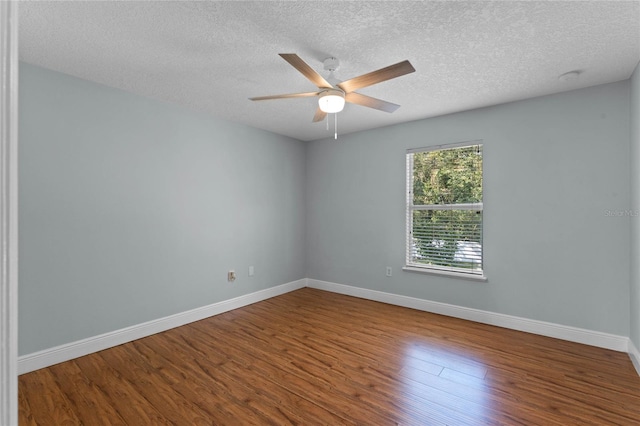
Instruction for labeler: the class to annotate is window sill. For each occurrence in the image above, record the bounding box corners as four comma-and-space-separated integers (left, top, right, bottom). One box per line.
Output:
402, 266, 487, 282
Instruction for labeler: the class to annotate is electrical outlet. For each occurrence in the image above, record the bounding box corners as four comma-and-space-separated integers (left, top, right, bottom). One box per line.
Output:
248, 266, 254, 277
228, 270, 236, 282
386, 266, 392, 277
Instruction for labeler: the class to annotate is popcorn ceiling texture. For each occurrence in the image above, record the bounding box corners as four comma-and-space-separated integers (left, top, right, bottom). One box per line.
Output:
18, 1, 640, 141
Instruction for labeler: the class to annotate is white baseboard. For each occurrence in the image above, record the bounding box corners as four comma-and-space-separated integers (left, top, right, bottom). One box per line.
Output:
18, 279, 306, 375
629, 339, 640, 376
307, 279, 630, 353
19, 278, 636, 377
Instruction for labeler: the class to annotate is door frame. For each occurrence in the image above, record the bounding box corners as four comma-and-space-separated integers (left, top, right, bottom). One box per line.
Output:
0, 1, 19, 424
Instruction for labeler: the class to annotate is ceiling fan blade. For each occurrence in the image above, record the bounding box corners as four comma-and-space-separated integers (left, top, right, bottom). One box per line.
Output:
312, 108, 327, 122
279, 53, 333, 89
345, 92, 400, 113
337, 60, 415, 93
249, 91, 318, 101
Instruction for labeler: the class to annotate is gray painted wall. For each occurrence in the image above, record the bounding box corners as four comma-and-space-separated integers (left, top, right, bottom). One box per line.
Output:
19, 61, 635, 357
18, 63, 307, 355
631, 62, 640, 350
306, 81, 631, 336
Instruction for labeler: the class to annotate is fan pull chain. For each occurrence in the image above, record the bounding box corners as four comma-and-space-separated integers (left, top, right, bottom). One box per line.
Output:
334, 113, 338, 140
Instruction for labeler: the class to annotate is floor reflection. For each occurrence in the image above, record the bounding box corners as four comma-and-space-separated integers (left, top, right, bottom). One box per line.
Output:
397, 342, 495, 424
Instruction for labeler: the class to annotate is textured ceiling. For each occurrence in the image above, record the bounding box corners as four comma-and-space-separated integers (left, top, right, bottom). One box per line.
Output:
18, 1, 640, 141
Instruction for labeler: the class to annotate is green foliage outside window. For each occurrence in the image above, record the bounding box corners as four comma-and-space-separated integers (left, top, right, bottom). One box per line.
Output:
412, 146, 482, 205
411, 145, 483, 270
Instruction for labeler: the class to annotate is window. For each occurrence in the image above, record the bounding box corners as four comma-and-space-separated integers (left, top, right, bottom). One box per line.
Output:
405, 141, 484, 278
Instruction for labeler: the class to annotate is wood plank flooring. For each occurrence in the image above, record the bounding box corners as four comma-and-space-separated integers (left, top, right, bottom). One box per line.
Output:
19, 288, 640, 425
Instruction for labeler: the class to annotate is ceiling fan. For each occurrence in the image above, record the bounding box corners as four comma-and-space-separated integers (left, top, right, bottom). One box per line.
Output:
249, 54, 416, 123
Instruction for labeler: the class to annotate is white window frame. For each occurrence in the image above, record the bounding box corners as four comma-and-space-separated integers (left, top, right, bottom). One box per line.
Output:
404, 140, 486, 281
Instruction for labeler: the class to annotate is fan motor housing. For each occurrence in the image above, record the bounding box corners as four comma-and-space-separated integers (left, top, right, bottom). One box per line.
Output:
319, 88, 345, 98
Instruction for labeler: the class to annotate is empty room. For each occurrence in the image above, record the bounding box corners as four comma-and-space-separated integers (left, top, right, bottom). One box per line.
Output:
2, 0, 640, 424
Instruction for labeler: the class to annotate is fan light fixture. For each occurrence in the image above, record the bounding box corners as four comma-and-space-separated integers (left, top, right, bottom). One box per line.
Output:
318, 89, 345, 113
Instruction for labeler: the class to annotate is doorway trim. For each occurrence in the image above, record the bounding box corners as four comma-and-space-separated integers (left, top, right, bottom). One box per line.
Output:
0, 0, 19, 424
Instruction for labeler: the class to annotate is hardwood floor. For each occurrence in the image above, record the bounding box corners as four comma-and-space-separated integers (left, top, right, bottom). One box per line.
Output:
19, 288, 640, 425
